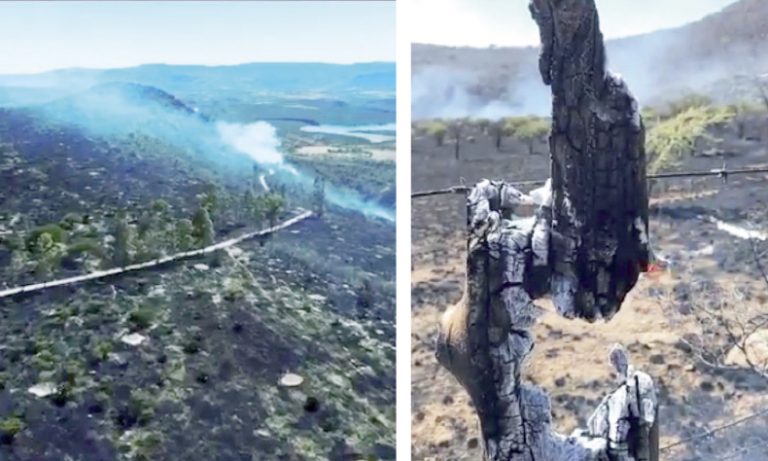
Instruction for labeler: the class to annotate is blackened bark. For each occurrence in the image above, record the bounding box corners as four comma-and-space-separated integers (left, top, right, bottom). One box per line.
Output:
435, 1, 658, 460
531, 0, 650, 321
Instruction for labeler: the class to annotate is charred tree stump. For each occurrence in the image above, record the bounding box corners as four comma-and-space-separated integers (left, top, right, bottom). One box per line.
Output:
436, 1, 658, 460
532, 0, 650, 319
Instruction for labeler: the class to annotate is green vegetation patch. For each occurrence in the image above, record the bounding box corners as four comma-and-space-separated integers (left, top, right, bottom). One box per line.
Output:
646, 104, 735, 173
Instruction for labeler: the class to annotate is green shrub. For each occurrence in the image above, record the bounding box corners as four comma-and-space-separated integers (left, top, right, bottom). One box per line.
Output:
25, 224, 67, 252
150, 199, 170, 215
646, 105, 735, 173
92, 341, 114, 361
130, 390, 156, 426
0, 417, 24, 444
128, 306, 156, 330
31, 349, 56, 371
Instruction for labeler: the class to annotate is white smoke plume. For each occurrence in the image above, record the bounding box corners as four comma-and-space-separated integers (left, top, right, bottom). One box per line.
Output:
216, 121, 285, 164
411, 65, 549, 120
216, 120, 395, 223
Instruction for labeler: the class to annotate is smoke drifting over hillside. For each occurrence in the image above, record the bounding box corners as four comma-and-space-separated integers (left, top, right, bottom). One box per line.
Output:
216, 121, 285, 165
412, 65, 549, 119
215, 119, 395, 222
412, 0, 768, 120
24, 83, 395, 223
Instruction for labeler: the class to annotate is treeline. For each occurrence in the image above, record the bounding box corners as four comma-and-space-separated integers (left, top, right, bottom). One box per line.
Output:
413, 91, 768, 171
413, 116, 550, 157
0, 187, 286, 284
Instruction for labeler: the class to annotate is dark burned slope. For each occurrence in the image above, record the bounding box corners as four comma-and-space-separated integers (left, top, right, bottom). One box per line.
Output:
0, 108, 213, 225
0, 82, 395, 459
0, 214, 395, 460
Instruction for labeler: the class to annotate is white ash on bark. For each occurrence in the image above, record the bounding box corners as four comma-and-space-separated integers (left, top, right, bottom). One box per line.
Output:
435, 1, 658, 460
437, 185, 658, 461
530, 0, 650, 321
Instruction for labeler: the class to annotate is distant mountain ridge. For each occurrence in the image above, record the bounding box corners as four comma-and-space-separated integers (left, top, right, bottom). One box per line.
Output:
0, 62, 396, 97
0, 62, 396, 125
73, 82, 201, 116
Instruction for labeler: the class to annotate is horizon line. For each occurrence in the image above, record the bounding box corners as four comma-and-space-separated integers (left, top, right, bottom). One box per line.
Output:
0, 60, 396, 78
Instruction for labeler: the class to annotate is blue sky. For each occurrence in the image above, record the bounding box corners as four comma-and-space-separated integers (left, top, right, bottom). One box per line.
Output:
412, 0, 740, 47
0, 1, 395, 75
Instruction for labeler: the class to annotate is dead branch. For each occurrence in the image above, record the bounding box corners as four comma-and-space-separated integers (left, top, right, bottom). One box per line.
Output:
434, 1, 659, 459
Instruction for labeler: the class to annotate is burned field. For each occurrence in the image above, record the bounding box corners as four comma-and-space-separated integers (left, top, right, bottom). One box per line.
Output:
411, 111, 768, 460
0, 68, 396, 460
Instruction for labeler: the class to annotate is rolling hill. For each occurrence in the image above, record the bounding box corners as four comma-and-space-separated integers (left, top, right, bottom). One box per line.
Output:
0, 62, 396, 460
413, 0, 768, 119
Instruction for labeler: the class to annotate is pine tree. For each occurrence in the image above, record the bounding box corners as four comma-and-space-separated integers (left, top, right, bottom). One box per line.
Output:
262, 193, 284, 228
174, 218, 194, 251
112, 214, 133, 267
313, 177, 325, 217
192, 207, 215, 247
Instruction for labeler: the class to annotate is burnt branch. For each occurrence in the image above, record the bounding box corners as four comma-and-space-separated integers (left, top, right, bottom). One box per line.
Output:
531, 0, 650, 321
435, 1, 658, 460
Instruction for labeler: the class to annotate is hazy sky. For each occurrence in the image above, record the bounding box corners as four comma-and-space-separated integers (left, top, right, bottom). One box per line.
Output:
412, 0, 740, 47
0, 1, 395, 75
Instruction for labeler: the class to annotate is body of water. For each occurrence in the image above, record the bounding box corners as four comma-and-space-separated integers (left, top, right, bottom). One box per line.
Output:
300, 123, 396, 143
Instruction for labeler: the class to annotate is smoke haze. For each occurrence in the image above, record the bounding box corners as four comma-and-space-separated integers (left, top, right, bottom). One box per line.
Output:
216, 121, 285, 165
213, 120, 394, 222
20, 83, 395, 223
412, 65, 549, 119
412, 0, 768, 120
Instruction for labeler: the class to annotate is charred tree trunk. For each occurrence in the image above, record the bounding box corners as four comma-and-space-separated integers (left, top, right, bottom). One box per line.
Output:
436, 1, 658, 460
533, 0, 650, 320
455, 138, 461, 160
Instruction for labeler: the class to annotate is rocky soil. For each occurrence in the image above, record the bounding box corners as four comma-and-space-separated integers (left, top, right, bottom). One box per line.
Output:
411, 118, 768, 460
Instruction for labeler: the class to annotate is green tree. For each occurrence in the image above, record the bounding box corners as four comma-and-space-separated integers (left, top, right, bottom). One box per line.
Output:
134, 199, 173, 260
34, 232, 64, 276
112, 213, 134, 267
200, 188, 218, 215
516, 118, 550, 155
313, 177, 325, 217
174, 219, 195, 251
425, 121, 448, 147
243, 189, 265, 224
191, 207, 215, 247
504, 116, 550, 155
261, 193, 285, 227
25, 224, 67, 253
448, 120, 465, 160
